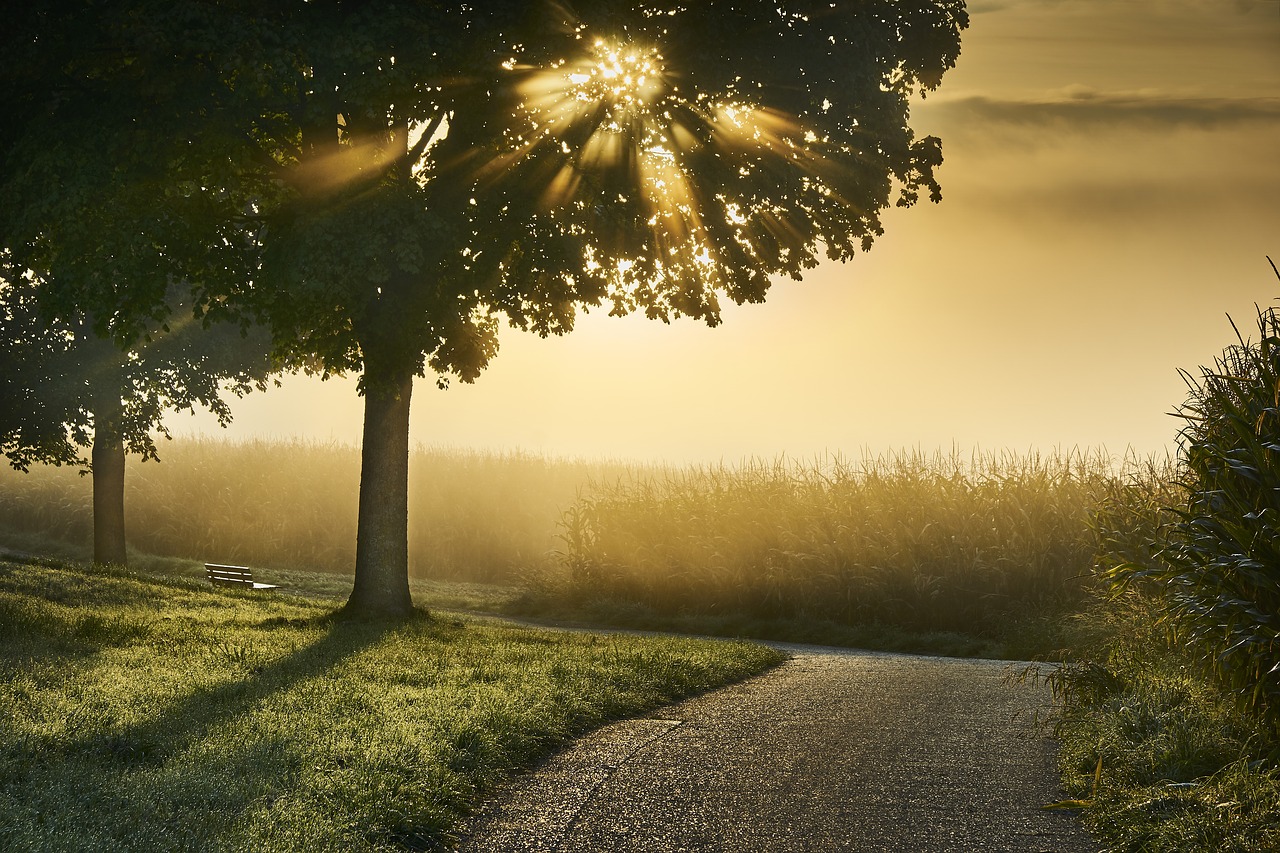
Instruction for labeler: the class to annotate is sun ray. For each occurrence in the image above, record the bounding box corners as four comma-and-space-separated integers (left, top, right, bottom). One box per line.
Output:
487, 28, 851, 320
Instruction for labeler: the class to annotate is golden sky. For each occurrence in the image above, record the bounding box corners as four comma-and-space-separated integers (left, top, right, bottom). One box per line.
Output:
180, 0, 1280, 463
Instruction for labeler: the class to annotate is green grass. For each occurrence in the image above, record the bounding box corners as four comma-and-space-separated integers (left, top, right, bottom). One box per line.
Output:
1043, 592, 1280, 852
0, 557, 781, 852
0, 538, 1056, 659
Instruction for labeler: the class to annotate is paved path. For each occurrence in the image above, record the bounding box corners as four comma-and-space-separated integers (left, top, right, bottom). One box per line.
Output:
455, 644, 1098, 852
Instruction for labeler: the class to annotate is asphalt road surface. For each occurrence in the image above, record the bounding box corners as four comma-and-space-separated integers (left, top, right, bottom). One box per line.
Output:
454, 643, 1099, 852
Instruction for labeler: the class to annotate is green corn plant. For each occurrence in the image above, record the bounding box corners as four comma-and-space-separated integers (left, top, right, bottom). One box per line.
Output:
1110, 259, 1280, 725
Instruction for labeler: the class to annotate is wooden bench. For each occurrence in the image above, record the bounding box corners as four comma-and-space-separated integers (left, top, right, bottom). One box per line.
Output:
205, 563, 278, 591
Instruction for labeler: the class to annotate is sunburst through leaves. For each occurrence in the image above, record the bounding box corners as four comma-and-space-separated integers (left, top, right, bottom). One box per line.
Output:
498, 34, 823, 319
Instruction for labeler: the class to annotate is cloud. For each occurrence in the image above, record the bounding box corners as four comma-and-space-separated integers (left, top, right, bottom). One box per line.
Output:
922, 91, 1280, 131
916, 90, 1280, 221
971, 0, 1276, 13
965, 1, 1015, 13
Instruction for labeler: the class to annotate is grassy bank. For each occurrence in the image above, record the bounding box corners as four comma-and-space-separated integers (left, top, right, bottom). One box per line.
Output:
1045, 593, 1280, 851
0, 557, 780, 852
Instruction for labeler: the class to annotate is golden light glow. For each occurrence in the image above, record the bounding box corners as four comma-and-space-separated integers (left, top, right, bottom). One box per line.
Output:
488, 35, 829, 315
291, 138, 395, 197
571, 41, 666, 107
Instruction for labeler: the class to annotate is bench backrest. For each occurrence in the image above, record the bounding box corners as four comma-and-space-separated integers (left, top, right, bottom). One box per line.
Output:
206, 563, 256, 586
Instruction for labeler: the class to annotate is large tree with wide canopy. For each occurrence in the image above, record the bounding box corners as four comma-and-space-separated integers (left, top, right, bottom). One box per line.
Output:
2, 0, 967, 615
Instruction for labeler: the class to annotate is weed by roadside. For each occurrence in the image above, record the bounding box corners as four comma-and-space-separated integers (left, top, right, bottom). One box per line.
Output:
1045, 592, 1280, 852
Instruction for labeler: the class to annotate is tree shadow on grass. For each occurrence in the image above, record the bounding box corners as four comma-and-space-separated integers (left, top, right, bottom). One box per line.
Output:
88, 613, 409, 763
2, 608, 454, 852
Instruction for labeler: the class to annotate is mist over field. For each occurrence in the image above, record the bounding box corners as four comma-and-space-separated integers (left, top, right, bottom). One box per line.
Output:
0, 438, 1170, 655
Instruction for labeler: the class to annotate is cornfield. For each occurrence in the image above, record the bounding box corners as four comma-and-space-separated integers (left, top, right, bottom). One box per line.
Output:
0, 437, 635, 582
0, 437, 1181, 640
540, 449, 1171, 635
1105, 292, 1280, 724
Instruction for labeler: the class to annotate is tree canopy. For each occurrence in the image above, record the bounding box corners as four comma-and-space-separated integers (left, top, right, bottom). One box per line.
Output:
2, 0, 968, 614
195, 0, 967, 379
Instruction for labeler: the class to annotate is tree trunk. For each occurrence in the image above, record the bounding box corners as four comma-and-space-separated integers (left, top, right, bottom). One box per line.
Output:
345, 361, 416, 617
92, 408, 128, 566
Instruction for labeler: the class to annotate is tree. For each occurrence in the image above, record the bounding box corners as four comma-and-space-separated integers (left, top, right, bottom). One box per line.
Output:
0, 263, 275, 566
0, 1, 278, 565
3, 1, 968, 615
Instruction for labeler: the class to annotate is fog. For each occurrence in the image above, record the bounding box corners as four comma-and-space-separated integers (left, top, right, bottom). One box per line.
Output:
178, 0, 1280, 464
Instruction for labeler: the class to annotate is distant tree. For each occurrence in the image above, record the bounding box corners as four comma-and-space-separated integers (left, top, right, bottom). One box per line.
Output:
0, 264, 275, 566
2, 1, 968, 615
0, 1, 276, 565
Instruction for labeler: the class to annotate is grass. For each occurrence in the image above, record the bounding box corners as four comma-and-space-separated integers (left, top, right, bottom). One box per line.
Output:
1041, 592, 1280, 852
0, 556, 781, 852
508, 591, 1075, 659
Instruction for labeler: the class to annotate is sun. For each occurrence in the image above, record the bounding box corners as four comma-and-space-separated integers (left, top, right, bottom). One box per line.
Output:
487, 32, 819, 315
570, 40, 666, 108
512, 37, 674, 172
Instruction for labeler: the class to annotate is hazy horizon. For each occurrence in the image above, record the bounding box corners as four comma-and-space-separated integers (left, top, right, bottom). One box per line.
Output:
177, 0, 1280, 465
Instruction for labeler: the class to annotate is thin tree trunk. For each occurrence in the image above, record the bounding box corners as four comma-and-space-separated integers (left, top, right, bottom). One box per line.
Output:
91, 408, 128, 566
346, 361, 416, 617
